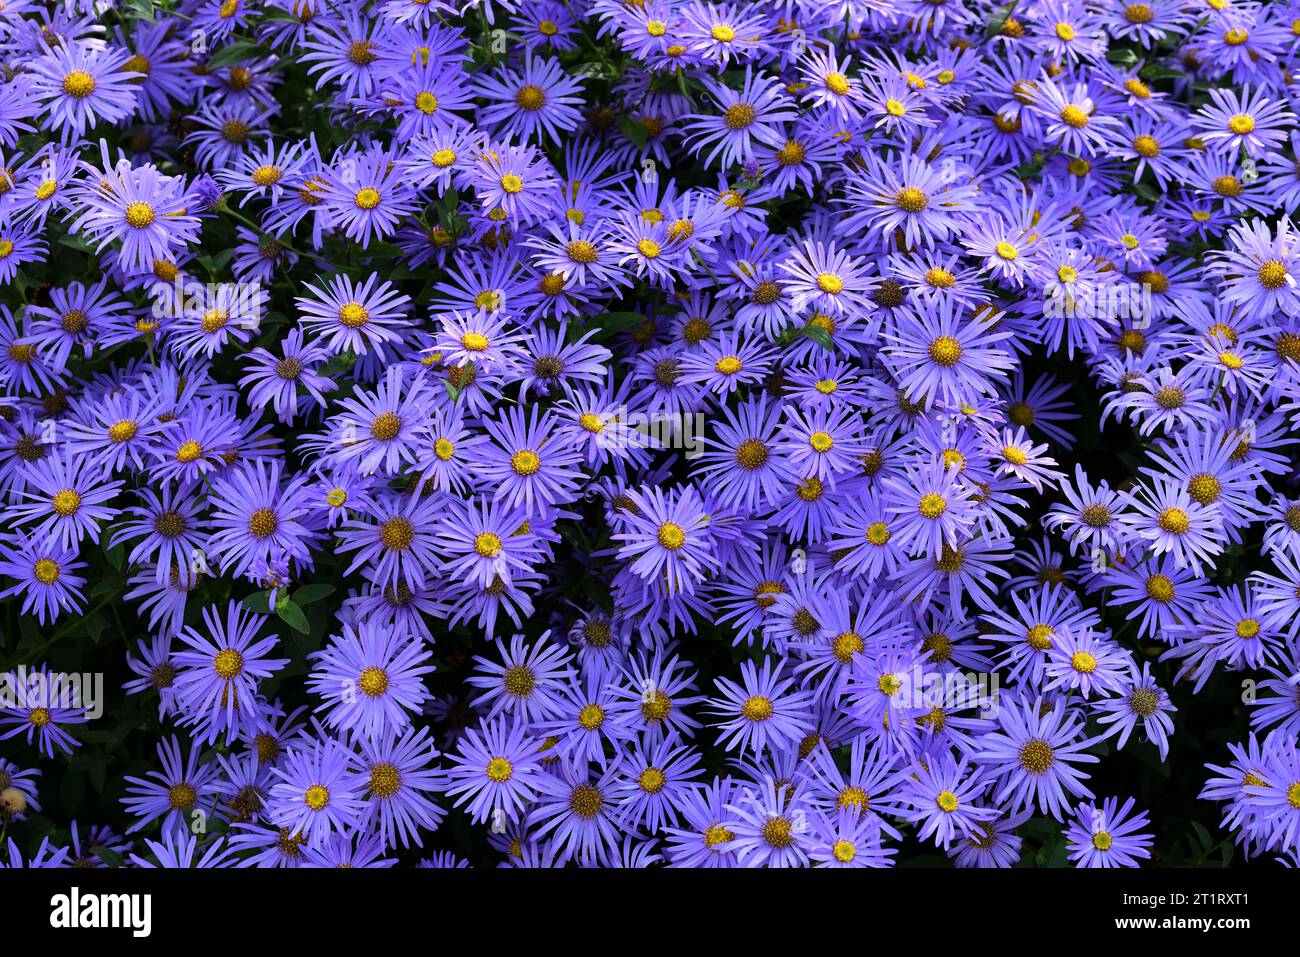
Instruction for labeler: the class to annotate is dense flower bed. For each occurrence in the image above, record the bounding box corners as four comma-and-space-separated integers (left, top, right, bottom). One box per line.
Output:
1, 0, 1299, 869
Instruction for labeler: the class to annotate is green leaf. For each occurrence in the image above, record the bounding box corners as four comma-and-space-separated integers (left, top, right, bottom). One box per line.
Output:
58, 233, 95, 253
276, 597, 311, 635
800, 324, 834, 349
205, 41, 264, 71
261, 6, 304, 22
1140, 64, 1185, 80
984, 1, 1018, 37
242, 589, 274, 614
292, 584, 336, 606
1190, 820, 1213, 853
586, 311, 648, 340
617, 114, 648, 150
92, 845, 125, 868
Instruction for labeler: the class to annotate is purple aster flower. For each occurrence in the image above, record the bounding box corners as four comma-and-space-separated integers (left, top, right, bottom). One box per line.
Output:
467, 631, 576, 725
683, 66, 797, 168
267, 734, 364, 848
1093, 661, 1176, 760
296, 272, 412, 355
349, 724, 445, 849
121, 736, 222, 834
476, 52, 585, 144
172, 601, 290, 745
205, 459, 318, 580
1065, 796, 1154, 868
706, 658, 815, 756
898, 750, 1000, 849
977, 695, 1100, 821
476, 405, 584, 514
444, 715, 547, 826
28, 41, 139, 143
307, 620, 434, 740
0, 530, 86, 625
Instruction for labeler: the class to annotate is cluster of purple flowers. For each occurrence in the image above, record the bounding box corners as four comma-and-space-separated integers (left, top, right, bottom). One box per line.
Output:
1, 0, 1299, 870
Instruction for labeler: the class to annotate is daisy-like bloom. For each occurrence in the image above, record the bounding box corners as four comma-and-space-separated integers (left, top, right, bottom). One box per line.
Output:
683, 66, 797, 169
433, 308, 531, 374
436, 494, 539, 589
467, 141, 559, 225
527, 760, 624, 866
779, 240, 872, 318
0, 531, 86, 625
70, 157, 201, 274
183, 99, 276, 170
307, 622, 434, 740
607, 733, 703, 834
11, 451, 122, 549
0, 663, 87, 758
695, 394, 794, 511
350, 724, 445, 850
1043, 627, 1132, 699
1030, 0, 1106, 64
1065, 796, 1153, 868
882, 298, 1016, 408
1192, 84, 1294, 160
318, 148, 418, 248
336, 491, 445, 591
476, 405, 584, 514
1093, 0, 1190, 48
329, 364, 434, 476
239, 327, 336, 425
707, 658, 815, 756
679, 0, 768, 66
1093, 661, 1176, 761
373, 59, 474, 142
880, 458, 980, 558
606, 646, 705, 744
111, 482, 209, 587
214, 139, 310, 207
1026, 77, 1120, 157
120, 736, 223, 834
467, 631, 575, 725
172, 601, 290, 746
798, 47, 863, 119
1119, 475, 1226, 577
898, 751, 1000, 849
725, 776, 816, 868
611, 483, 718, 595
777, 403, 868, 484
300, 12, 386, 99
24, 277, 126, 367
976, 695, 1100, 821
823, 487, 907, 582
1207, 218, 1300, 320
991, 426, 1065, 492
948, 806, 1032, 868
1102, 364, 1217, 437
296, 272, 412, 355
1044, 465, 1129, 557
1097, 551, 1214, 643
807, 810, 895, 869
444, 716, 547, 826
267, 735, 363, 848
27, 41, 139, 143
476, 53, 584, 144
205, 459, 317, 580
0, 222, 48, 283
129, 824, 239, 869
1163, 584, 1290, 686
533, 671, 632, 767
